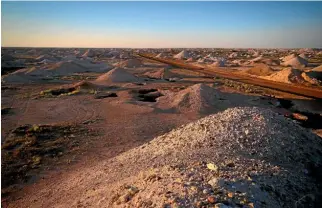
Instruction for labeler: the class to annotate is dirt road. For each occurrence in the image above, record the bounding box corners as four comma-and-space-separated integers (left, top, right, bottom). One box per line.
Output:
138, 53, 322, 99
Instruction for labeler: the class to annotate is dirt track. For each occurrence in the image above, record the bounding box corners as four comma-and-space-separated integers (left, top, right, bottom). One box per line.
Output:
138, 54, 322, 99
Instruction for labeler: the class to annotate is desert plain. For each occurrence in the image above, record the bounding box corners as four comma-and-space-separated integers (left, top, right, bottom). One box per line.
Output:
1, 48, 322, 207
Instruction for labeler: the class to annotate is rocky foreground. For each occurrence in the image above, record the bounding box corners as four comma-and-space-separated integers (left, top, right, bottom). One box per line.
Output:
7, 107, 322, 208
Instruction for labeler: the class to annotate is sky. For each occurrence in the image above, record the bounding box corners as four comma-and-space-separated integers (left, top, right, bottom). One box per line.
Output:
2, 1, 322, 48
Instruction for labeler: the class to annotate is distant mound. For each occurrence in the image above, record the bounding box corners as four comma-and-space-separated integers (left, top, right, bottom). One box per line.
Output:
143, 69, 165, 79
2, 60, 112, 83
311, 64, 322, 72
45, 61, 87, 76
95, 67, 140, 83
261, 58, 280, 66
246, 63, 275, 76
1, 54, 16, 62
46, 60, 112, 76
35, 54, 53, 61
281, 54, 297, 62
119, 59, 142, 68
155, 52, 167, 58
264, 67, 305, 84
173, 50, 190, 60
299, 53, 309, 60
282, 56, 308, 68
302, 65, 322, 83
81, 49, 95, 58
157, 84, 226, 114
2, 68, 38, 83
120, 51, 130, 59
186, 57, 195, 62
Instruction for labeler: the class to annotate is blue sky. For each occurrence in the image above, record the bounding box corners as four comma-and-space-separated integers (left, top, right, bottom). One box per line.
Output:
2, 1, 322, 48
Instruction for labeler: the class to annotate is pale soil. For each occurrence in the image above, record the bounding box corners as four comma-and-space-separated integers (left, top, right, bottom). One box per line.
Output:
2, 60, 322, 208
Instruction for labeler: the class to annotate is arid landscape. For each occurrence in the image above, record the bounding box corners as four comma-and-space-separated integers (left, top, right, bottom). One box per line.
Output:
2, 1, 322, 208
1, 47, 322, 208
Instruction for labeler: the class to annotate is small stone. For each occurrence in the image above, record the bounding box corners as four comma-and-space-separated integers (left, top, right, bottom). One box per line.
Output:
128, 186, 139, 195
202, 189, 211, 194
214, 203, 232, 208
190, 185, 196, 190
208, 178, 225, 188
207, 196, 216, 204
195, 201, 203, 207
245, 129, 249, 135
119, 193, 131, 203
227, 192, 234, 198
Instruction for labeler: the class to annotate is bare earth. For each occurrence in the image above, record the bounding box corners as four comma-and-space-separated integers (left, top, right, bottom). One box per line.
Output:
2, 49, 322, 208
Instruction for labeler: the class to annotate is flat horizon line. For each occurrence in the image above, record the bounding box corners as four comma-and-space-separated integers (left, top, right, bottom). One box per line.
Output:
2, 46, 321, 50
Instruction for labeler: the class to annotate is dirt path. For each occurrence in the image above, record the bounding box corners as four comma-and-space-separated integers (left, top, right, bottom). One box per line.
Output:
139, 54, 322, 99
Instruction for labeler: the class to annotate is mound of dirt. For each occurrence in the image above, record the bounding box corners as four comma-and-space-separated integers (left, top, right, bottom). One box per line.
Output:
2, 60, 112, 83
281, 54, 297, 62
1, 68, 42, 83
173, 50, 190, 60
81, 49, 95, 58
246, 63, 275, 76
263, 67, 305, 84
73, 80, 99, 89
95, 67, 141, 83
143, 69, 165, 79
312, 65, 322, 72
282, 56, 308, 68
261, 58, 280, 66
105, 107, 322, 207
46, 60, 112, 75
302, 65, 322, 83
301, 72, 321, 85
45, 61, 87, 76
155, 52, 167, 58
1, 54, 16, 62
119, 59, 142, 68
74, 60, 112, 72
186, 57, 195, 62
299, 53, 309, 60
157, 84, 226, 114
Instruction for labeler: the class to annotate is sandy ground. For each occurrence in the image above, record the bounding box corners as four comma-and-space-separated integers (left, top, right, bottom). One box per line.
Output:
2, 58, 322, 207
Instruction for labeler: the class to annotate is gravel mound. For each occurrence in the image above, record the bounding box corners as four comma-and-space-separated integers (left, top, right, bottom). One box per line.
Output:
312, 65, 322, 72
46, 60, 111, 75
155, 52, 167, 58
281, 54, 297, 62
282, 56, 308, 68
174, 50, 191, 60
109, 107, 322, 208
2, 60, 112, 83
303, 65, 322, 83
119, 59, 142, 68
157, 84, 227, 114
246, 63, 275, 76
81, 49, 96, 58
143, 69, 165, 79
95, 67, 141, 83
299, 53, 309, 60
263, 67, 305, 84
